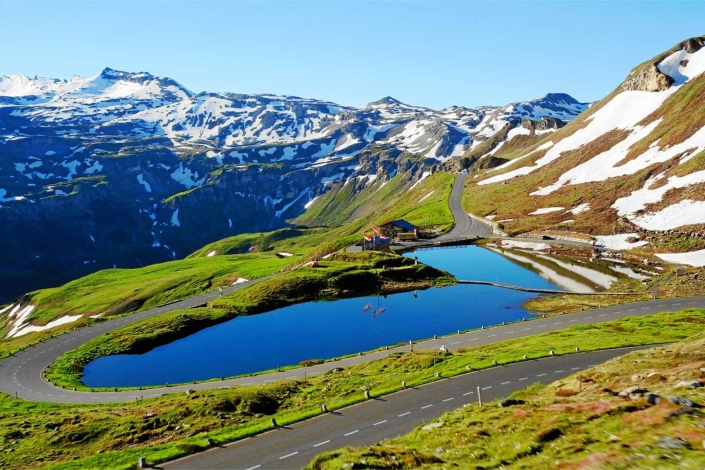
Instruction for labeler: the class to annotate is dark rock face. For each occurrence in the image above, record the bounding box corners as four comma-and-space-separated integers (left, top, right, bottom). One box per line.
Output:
521, 116, 566, 132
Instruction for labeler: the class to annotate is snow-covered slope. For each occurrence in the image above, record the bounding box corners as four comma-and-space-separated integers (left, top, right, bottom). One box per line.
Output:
471, 36, 705, 257
0, 69, 587, 163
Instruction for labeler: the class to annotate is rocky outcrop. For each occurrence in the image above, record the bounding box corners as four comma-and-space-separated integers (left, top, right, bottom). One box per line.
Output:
620, 63, 674, 93
521, 116, 566, 132
620, 36, 705, 93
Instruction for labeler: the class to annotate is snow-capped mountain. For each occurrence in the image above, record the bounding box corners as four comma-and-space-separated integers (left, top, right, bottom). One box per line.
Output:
471, 36, 705, 264
0, 67, 587, 301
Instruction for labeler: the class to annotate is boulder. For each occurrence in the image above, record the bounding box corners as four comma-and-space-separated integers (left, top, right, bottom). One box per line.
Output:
645, 373, 666, 383
655, 436, 690, 449
646, 393, 662, 405
499, 398, 525, 408
667, 396, 699, 407
619, 386, 648, 397
422, 422, 444, 430
675, 380, 702, 389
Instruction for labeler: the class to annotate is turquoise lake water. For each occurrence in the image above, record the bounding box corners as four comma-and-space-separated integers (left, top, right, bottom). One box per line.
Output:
82, 245, 559, 387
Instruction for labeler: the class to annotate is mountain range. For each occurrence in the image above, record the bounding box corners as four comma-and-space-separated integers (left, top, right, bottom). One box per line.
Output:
0, 70, 588, 301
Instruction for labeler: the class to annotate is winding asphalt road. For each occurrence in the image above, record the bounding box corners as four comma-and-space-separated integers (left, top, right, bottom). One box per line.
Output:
439, 173, 493, 240
1, 294, 702, 404
162, 347, 649, 469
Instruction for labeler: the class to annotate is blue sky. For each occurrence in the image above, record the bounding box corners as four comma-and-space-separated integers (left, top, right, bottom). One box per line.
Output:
2, 1, 703, 109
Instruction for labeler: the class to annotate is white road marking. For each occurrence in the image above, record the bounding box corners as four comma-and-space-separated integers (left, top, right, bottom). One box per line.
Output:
468, 338, 478, 341
313, 440, 330, 448
518, 377, 528, 381
537, 373, 547, 377
463, 391, 474, 396
537, 325, 546, 328
500, 381, 511, 385
245, 465, 261, 470
443, 397, 454, 402
280, 452, 298, 460
481, 386, 492, 390
584, 316, 592, 319
641, 307, 649, 310
344, 430, 359, 436
555, 370, 564, 373
373, 420, 387, 426
522, 327, 532, 331
504, 331, 514, 334
598, 314, 607, 317
450, 341, 460, 345
488, 334, 497, 337
554, 322, 562, 325
421, 404, 433, 409
398, 412, 411, 417
571, 367, 580, 370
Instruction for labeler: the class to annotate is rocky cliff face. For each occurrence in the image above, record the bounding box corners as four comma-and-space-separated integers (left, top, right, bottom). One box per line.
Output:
0, 68, 588, 301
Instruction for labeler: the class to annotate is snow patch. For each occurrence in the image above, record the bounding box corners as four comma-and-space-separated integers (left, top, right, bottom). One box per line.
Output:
206, 250, 217, 257
595, 233, 648, 250
528, 207, 564, 215
409, 171, 431, 191
171, 209, 180, 227
656, 249, 705, 267
137, 174, 152, 192
500, 240, 551, 251
12, 314, 84, 338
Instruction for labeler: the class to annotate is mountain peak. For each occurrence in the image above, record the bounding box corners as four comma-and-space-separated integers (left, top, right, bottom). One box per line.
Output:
540, 92, 581, 104
368, 96, 403, 106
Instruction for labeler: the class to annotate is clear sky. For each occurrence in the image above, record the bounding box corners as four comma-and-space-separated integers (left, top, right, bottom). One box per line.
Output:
2, 1, 703, 109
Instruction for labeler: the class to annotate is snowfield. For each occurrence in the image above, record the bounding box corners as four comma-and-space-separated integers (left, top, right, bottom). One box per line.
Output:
656, 249, 705, 267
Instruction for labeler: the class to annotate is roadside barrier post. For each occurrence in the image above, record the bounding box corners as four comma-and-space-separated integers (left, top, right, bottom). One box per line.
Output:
477, 386, 482, 407
575, 346, 580, 352
271, 418, 277, 428
578, 373, 582, 392
549, 350, 554, 356
402, 380, 406, 388
138, 456, 146, 468
409, 340, 413, 352
321, 403, 327, 413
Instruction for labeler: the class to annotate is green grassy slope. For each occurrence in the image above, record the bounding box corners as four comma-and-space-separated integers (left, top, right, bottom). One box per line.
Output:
1, 309, 698, 470
0, 172, 455, 355
310, 325, 705, 470
294, 172, 455, 231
